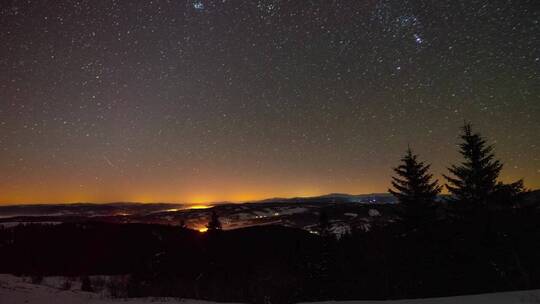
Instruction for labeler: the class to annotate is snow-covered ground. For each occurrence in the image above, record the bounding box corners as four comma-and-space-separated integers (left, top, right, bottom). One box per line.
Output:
301, 291, 540, 304
0, 274, 221, 304
0, 221, 62, 228
2, 274, 540, 303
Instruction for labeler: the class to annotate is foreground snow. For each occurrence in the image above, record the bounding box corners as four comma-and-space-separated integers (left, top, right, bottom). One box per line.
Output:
0, 274, 218, 304
2, 274, 540, 304
302, 291, 540, 304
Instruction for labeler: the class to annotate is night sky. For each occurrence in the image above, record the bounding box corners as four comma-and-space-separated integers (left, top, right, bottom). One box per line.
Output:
0, 0, 538, 204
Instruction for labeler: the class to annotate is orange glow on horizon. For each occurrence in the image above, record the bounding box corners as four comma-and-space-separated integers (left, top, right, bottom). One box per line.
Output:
0, 170, 536, 206
186, 195, 215, 205
188, 204, 212, 210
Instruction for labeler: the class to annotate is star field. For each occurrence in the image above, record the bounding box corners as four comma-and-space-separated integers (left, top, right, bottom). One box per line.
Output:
0, 0, 538, 204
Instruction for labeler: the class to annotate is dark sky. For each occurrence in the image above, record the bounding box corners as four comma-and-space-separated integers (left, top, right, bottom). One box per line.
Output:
0, 0, 538, 204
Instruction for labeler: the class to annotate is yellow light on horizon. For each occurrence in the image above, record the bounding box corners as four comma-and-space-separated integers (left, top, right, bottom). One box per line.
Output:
198, 227, 208, 233
189, 204, 211, 209
164, 208, 180, 212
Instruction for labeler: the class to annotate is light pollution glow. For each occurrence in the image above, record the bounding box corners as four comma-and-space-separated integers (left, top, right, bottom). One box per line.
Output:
0, 168, 536, 205
0, 147, 538, 205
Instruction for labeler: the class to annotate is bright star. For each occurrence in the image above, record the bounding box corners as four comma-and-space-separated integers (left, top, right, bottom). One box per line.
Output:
414, 33, 424, 44
193, 1, 204, 11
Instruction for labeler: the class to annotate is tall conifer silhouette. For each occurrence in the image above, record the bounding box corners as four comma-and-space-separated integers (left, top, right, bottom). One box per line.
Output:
207, 210, 222, 232
444, 123, 503, 208
389, 147, 442, 222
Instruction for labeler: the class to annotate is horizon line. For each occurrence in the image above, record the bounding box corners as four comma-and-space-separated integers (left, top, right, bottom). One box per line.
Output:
0, 192, 396, 206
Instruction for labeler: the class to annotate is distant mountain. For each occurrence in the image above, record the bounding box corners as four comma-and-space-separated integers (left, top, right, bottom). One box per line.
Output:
0, 193, 397, 229
3, 190, 538, 236
0, 193, 397, 217
0, 202, 184, 218
253, 193, 396, 204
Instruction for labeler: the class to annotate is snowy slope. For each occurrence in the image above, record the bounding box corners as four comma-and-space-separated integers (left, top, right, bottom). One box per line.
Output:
300, 290, 540, 304
2, 274, 540, 303
0, 274, 222, 304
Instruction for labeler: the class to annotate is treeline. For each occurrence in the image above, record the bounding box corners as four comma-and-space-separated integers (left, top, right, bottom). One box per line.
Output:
1, 209, 539, 303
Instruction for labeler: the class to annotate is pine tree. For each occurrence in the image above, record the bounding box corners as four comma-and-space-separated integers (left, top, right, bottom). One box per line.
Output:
317, 209, 331, 238
206, 210, 222, 232
178, 219, 187, 229
443, 123, 503, 209
389, 147, 442, 222
492, 179, 525, 209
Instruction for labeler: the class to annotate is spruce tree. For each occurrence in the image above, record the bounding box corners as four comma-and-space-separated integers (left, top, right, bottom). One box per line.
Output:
493, 179, 525, 209
389, 147, 442, 222
317, 209, 331, 238
178, 219, 187, 229
206, 210, 222, 232
443, 123, 503, 209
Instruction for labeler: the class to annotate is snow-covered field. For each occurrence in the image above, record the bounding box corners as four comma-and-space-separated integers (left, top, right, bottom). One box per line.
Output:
1, 274, 540, 303
0, 274, 218, 304
0, 221, 62, 228
302, 291, 540, 304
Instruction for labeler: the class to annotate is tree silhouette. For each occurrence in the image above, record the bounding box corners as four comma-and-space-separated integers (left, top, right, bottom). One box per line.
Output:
443, 123, 503, 209
493, 179, 526, 209
318, 209, 331, 238
178, 219, 187, 229
389, 147, 442, 222
206, 210, 222, 232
